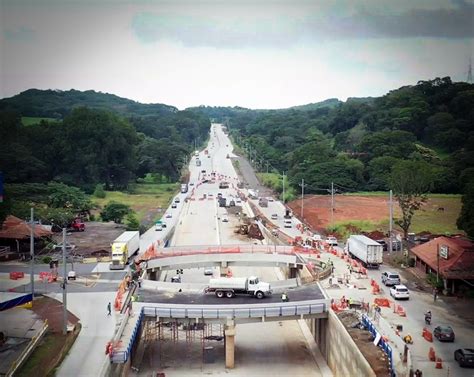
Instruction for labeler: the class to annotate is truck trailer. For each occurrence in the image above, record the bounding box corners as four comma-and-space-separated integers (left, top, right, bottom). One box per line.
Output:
346, 235, 383, 269
205, 276, 272, 299
109, 231, 140, 270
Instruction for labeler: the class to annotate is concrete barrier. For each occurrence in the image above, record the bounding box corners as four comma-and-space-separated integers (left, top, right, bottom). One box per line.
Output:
325, 310, 376, 377
83, 257, 98, 264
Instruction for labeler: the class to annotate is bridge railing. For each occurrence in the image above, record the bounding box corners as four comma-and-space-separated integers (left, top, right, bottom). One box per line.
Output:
141, 300, 328, 320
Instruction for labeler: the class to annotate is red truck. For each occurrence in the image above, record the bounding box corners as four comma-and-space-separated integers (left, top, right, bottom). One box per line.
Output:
70, 218, 85, 232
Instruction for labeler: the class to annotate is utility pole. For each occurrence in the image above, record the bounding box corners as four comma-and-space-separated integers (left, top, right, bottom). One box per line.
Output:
331, 182, 335, 226
30, 208, 35, 300
282, 172, 286, 204
300, 179, 306, 219
389, 190, 393, 253
436, 243, 440, 283
62, 228, 68, 335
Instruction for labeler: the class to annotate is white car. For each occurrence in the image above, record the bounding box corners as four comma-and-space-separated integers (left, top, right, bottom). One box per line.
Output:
166, 213, 172, 218
326, 236, 338, 246
284, 219, 292, 228
390, 284, 410, 300
271, 214, 278, 220
221, 215, 229, 222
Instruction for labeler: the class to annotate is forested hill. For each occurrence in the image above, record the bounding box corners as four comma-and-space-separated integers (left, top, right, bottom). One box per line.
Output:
194, 77, 474, 197
0, 89, 177, 119
0, 89, 210, 190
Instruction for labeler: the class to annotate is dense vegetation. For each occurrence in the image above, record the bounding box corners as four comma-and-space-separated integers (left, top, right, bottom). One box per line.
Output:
190, 78, 474, 237
0, 89, 210, 225
0, 90, 210, 189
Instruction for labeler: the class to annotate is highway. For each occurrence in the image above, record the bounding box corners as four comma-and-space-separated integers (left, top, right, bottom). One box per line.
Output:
137, 124, 329, 376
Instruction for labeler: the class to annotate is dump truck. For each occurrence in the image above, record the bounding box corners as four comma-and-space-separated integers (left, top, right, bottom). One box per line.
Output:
69, 218, 85, 232
346, 235, 383, 269
205, 276, 272, 299
109, 231, 140, 270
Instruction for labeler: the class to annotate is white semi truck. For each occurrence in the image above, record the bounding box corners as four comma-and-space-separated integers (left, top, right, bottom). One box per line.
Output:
205, 276, 272, 299
109, 231, 140, 270
346, 235, 383, 269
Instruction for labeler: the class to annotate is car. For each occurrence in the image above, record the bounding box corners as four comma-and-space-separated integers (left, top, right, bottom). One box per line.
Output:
376, 239, 388, 251
201, 170, 206, 173
271, 214, 278, 220
267, 197, 274, 202
433, 325, 455, 342
67, 271, 76, 280
174, 197, 180, 203
326, 236, 338, 246
390, 284, 410, 300
221, 215, 229, 222
166, 213, 172, 218
454, 348, 474, 367
189, 182, 194, 186
171, 276, 181, 283
171, 203, 177, 208
382, 271, 401, 286
155, 223, 163, 231
204, 268, 214, 276
217, 193, 223, 197
284, 219, 292, 228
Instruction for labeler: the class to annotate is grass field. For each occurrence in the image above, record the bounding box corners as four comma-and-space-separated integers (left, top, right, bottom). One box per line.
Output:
92, 183, 179, 224
21, 116, 59, 126
290, 192, 463, 237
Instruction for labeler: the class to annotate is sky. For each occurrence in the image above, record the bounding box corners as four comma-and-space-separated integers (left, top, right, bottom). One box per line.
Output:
0, 0, 473, 109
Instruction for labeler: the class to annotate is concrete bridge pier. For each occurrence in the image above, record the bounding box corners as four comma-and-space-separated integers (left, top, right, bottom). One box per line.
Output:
289, 266, 299, 278
148, 269, 158, 281
224, 319, 236, 369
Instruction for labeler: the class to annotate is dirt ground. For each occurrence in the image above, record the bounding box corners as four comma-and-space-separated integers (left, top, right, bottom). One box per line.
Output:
289, 195, 396, 232
338, 311, 391, 376
16, 297, 80, 377
51, 221, 126, 256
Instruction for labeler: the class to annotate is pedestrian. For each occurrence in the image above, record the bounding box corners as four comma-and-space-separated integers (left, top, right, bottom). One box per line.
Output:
414, 369, 422, 377
329, 277, 333, 286
331, 265, 335, 274
107, 302, 111, 316
433, 287, 438, 302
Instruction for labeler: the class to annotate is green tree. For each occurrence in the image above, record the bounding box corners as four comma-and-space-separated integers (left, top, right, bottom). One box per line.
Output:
125, 213, 140, 231
100, 201, 131, 223
93, 184, 106, 198
390, 160, 434, 238
457, 180, 474, 238
47, 182, 93, 212
36, 207, 75, 228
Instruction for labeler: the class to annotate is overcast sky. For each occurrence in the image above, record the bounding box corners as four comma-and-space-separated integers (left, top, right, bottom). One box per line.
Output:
1, 0, 473, 109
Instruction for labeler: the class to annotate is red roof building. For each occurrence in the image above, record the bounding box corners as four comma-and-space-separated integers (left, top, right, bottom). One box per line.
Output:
411, 236, 474, 294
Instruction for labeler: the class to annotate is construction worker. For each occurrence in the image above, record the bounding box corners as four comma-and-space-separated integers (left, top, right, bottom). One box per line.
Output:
107, 302, 111, 316
349, 297, 354, 309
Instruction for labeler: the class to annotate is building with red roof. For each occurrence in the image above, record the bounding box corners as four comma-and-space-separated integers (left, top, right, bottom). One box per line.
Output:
411, 236, 474, 294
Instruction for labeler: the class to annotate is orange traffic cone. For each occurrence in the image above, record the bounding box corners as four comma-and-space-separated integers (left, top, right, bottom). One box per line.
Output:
435, 357, 443, 369
429, 347, 436, 361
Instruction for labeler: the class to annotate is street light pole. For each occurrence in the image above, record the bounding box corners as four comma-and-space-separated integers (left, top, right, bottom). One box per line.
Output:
282, 172, 286, 204
331, 182, 335, 226
30, 207, 35, 300
300, 179, 306, 219
62, 228, 68, 335
389, 190, 393, 253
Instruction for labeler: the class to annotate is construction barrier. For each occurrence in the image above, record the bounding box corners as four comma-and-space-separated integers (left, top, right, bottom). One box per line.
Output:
422, 328, 433, 342
9, 271, 25, 280
435, 357, 443, 369
395, 305, 406, 317
429, 347, 436, 361
374, 298, 391, 307
372, 284, 381, 294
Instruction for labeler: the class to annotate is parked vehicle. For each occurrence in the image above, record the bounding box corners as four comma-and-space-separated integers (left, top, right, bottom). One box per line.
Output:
109, 231, 140, 270
205, 276, 272, 299
454, 348, 474, 367
434, 325, 455, 342
326, 236, 338, 246
67, 271, 77, 280
382, 271, 401, 286
69, 218, 85, 232
390, 284, 410, 300
346, 235, 383, 268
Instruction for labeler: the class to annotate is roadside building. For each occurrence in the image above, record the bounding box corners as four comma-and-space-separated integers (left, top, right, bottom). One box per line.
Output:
410, 236, 474, 295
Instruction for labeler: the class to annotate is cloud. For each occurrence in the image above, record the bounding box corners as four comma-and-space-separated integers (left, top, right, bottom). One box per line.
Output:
3, 26, 35, 42
131, 1, 474, 48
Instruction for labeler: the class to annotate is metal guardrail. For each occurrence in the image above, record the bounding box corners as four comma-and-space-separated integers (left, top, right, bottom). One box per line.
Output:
142, 300, 328, 320
362, 314, 395, 377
